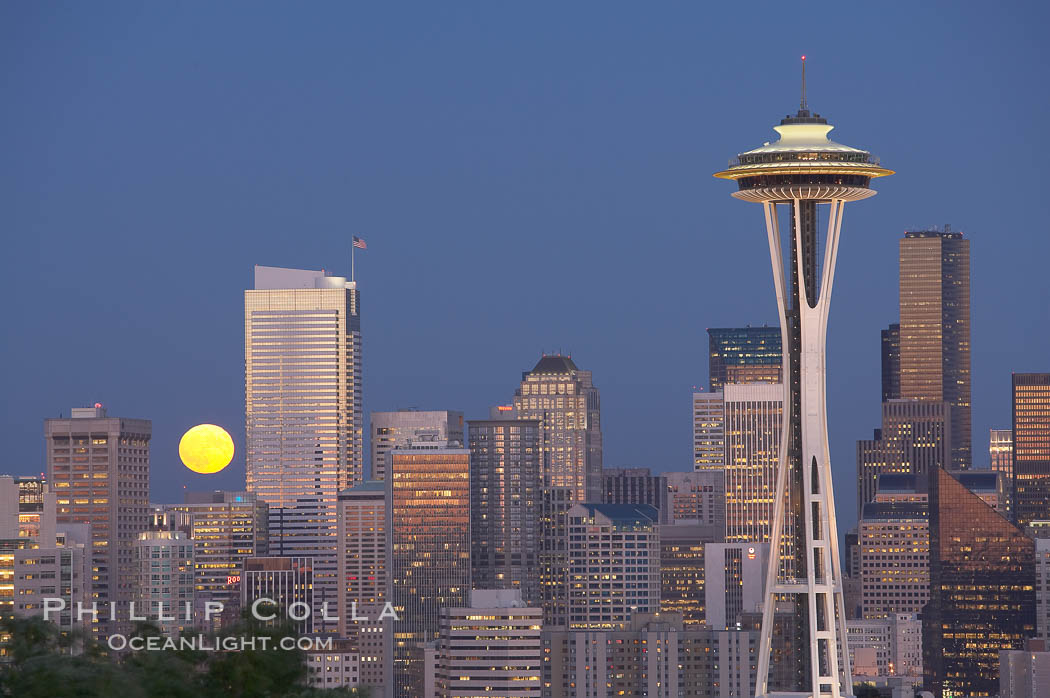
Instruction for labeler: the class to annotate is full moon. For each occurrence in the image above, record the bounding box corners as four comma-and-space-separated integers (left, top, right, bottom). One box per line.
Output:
179, 424, 235, 474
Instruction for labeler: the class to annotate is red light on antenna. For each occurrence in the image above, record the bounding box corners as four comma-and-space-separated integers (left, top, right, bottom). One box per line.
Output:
801, 55, 806, 60
94, 402, 102, 409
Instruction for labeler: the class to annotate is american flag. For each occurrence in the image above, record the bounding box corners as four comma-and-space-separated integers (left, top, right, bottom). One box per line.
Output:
352, 236, 367, 250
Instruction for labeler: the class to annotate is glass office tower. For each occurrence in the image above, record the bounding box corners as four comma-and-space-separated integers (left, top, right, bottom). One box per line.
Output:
387, 441, 471, 698
707, 326, 783, 393
245, 265, 363, 625
923, 467, 1035, 697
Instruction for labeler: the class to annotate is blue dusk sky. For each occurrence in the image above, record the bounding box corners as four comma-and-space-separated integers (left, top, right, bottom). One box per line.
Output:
2, 2, 1048, 531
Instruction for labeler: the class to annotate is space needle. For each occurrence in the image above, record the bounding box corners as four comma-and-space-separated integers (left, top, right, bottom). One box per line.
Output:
714, 58, 893, 698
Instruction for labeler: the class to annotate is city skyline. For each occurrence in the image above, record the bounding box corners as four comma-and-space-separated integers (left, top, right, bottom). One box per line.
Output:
4, 6, 1050, 696
4, 3, 1049, 556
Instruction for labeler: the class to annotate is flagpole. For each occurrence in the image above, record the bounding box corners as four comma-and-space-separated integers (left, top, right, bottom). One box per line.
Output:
351, 238, 355, 283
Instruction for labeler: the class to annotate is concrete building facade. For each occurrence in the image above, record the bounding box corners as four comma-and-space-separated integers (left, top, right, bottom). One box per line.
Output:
45, 405, 151, 636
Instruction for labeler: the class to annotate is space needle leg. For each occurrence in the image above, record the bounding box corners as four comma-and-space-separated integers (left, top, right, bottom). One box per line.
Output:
757, 201, 793, 697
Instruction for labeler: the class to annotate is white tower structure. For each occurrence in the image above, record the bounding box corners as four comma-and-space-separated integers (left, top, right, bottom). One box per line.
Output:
714, 59, 893, 698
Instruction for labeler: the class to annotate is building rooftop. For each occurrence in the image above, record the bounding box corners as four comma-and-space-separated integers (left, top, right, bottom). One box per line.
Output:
904, 229, 963, 240
875, 473, 921, 494
530, 354, 578, 374
860, 501, 929, 522
338, 481, 386, 498
950, 471, 999, 493
573, 503, 659, 527
253, 264, 354, 290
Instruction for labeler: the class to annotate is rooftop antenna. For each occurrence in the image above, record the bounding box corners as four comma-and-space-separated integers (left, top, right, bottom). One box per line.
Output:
800, 55, 807, 113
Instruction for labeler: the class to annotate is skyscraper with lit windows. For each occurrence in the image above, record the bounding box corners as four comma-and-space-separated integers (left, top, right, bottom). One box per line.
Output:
881, 323, 900, 402
922, 467, 1035, 697
45, 405, 151, 637
244, 263, 363, 501
693, 390, 726, 470
1012, 373, 1050, 526
387, 441, 471, 698
899, 229, 971, 470
370, 410, 463, 481
336, 481, 387, 692
172, 491, 268, 630
856, 399, 950, 511
244, 264, 363, 629
468, 413, 541, 603
707, 326, 783, 392
513, 355, 602, 502
722, 383, 783, 543
990, 428, 1015, 515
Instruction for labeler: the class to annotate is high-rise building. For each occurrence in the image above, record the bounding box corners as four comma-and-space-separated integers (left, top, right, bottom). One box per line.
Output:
468, 414, 540, 603
371, 410, 463, 482
950, 469, 1006, 512
172, 490, 268, 629
336, 481, 387, 692
856, 399, 950, 512
707, 326, 783, 393
858, 499, 929, 620
1035, 537, 1050, 646
991, 428, 1015, 514
513, 355, 602, 502
433, 590, 542, 698
133, 529, 194, 638
304, 638, 360, 691
693, 390, 726, 470
538, 486, 574, 629
245, 265, 363, 628
245, 264, 364, 500
899, 229, 971, 470
8, 495, 91, 645
881, 323, 901, 402
659, 523, 718, 627
999, 645, 1050, 698
664, 470, 727, 534
0, 476, 49, 541
601, 467, 664, 510
565, 503, 659, 630
240, 556, 315, 635
336, 482, 386, 628
845, 613, 922, 680
14, 538, 91, 641
388, 441, 471, 698
714, 72, 893, 695
923, 467, 1035, 698
266, 495, 339, 632
45, 405, 151, 636
722, 383, 783, 543
843, 528, 862, 619
0, 538, 30, 646
543, 614, 759, 698
602, 468, 726, 531
704, 542, 769, 630
991, 428, 1015, 471
1012, 373, 1050, 526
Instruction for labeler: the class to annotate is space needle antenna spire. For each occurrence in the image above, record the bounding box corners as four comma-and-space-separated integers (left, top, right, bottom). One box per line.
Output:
800, 55, 807, 113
